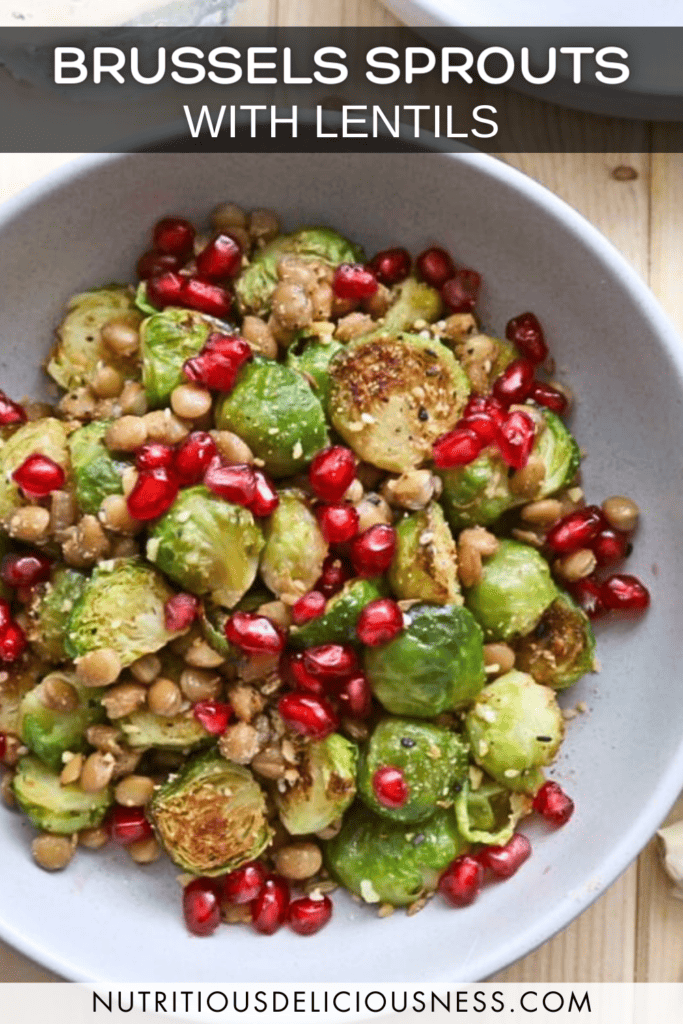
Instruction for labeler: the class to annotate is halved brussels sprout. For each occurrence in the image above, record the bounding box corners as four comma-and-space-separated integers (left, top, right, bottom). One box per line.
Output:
147, 486, 264, 609
216, 359, 328, 478
289, 577, 384, 648
0, 418, 70, 522
454, 779, 532, 846
379, 277, 443, 336
447, 332, 518, 395
27, 568, 86, 663
286, 337, 344, 413
275, 733, 357, 835
19, 673, 105, 771
141, 307, 224, 407
329, 334, 469, 473
465, 670, 564, 793
65, 558, 178, 667
0, 657, 45, 735
119, 709, 213, 750
13, 755, 112, 834
234, 227, 364, 317
325, 804, 463, 906
514, 592, 596, 690
389, 502, 461, 605
68, 420, 128, 515
199, 602, 239, 661
358, 718, 469, 823
47, 286, 140, 392
149, 752, 271, 875
464, 539, 558, 642
365, 603, 485, 718
260, 490, 328, 603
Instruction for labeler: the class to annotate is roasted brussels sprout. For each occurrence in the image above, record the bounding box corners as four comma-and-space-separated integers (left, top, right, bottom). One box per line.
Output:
216, 359, 328, 478
358, 718, 469, 823
65, 558, 178, 667
286, 337, 344, 413
325, 804, 463, 906
119, 709, 213, 750
141, 307, 218, 407
514, 592, 596, 689
275, 733, 357, 835
260, 490, 328, 603
365, 603, 485, 718
454, 779, 532, 846
68, 420, 128, 515
19, 673, 106, 771
149, 752, 272, 875
464, 540, 558, 641
447, 332, 518, 395
329, 334, 469, 473
199, 602, 239, 661
0, 418, 70, 522
389, 502, 461, 605
27, 568, 86, 663
289, 577, 384, 648
0, 657, 45, 735
147, 486, 263, 609
379, 277, 443, 336
465, 670, 564, 793
13, 755, 112, 834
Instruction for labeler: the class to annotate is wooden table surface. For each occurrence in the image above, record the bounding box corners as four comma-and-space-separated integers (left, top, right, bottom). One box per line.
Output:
1, 0, 683, 985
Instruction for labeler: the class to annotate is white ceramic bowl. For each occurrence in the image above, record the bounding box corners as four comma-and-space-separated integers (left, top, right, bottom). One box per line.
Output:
1, 152, 681, 985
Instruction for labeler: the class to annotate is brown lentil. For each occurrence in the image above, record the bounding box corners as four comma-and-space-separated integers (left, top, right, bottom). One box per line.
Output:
58, 387, 97, 420
50, 490, 77, 538
59, 752, 84, 786
86, 724, 122, 754
183, 639, 225, 669
460, 526, 499, 557
271, 283, 313, 332
520, 498, 563, 527
228, 684, 265, 722
310, 283, 334, 320
127, 836, 162, 864
457, 542, 482, 588
483, 642, 516, 675
99, 493, 142, 534
179, 668, 222, 703
143, 410, 189, 445
101, 316, 141, 358
77, 515, 110, 561
75, 649, 122, 688
382, 470, 435, 511
114, 774, 155, 807
334, 312, 374, 342
356, 494, 393, 532
1, 771, 16, 808
556, 548, 598, 583
251, 745, 286, 780
32, 834, 75, 871
101, 682, 147, 719
362, 283, 391, 319
210, 430, 254, 465
80, 751, 116, 793
8, 506, 51, 544
147, 677, 183, 717
602, 495, 639, 533
222, 904, 253, 926
130, 654, 162, 684
248, 209, 280, 245
78, 826, 109, 850
121, 467, 139, 497
91, 364, 124, 399
211, 201, 247, 231
509, 456, 546, 499
2, 735, 26, 768
105, 416, 147, 452
218, 722, 260, 765
273, 842, 323, 881
241, 316, 278, 359
171, 383, 212, 420
118, 381, 148, 417
40, 674, 79, 713
344, 478, 364, 504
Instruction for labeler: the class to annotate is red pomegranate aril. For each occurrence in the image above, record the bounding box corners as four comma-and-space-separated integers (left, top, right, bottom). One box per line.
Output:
416, 247, 455, 289
179, 277, 232, 319
12, 454, 65, 498
277, 692, 339, 740
441, 268, 482, 314
432, 427, 483, 469
350, 524, 397, 578
126, 467, 179, 521
529, 381, 568, 416
174, 431, 217, 485
249, 470, 279, 517
287, 895, 333, 936
196, 234, 242, 281
183, 878, 222, 937
532, 781, 575, 827
497, 410, 536, 470
146, 271, 185, 309
136, 250, 183, 280
0, 552, 52, 589
193, 699, 232, 735
303, 643, 358, 681
491, 358, 536, 406
506, 311, 548, 365
463, 393, 507, 428
0, 734, 5, 760
152, 216, 196, 258
164, 592, 199, 632
601, 573, 650, 612
309, 446, 356, 503
0, 622, 27, 663
316, 503, 359, 544
332, 263, 378, 301
566, 576, 608, 620
204, 459, 256, 506
478, 833, 532, 880
315, 555, 352, 597
281, 651, 326, 696
108, 805, 154, 845
356, 598, 403, 646
0, 391, 27, 426
367, 247, 412, 287
222, 861, 268, 905
183, 334, 251, 392
135, 442, 175, 471
592, 528, 629, 567
545, 505, 605, 554
461, 412, 498, 446
372, 765, 409, 809
251, 875, 290, 935
438, 855, 484, 908
225, 612, 285, 655
0, 600, 10, 631
337, 672, 373, 719
291, 590, 326, 626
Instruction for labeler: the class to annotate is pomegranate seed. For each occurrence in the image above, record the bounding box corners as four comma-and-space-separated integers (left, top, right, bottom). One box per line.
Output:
182, 877, 222, 937
126, 468, 179, 521
592, 529, 629, 567
12, 454, 65, 498
532, 780, 575, 826
179, 277, 232, 319
277, 692, 339, 740
281, 651, 327, 696
416, 247, 455, 289
291, 590, 326, 626
529, 381, 568, 416
183, 333, 251, 392
204, 459, 256, 506
287, 895, 333, 936
0, 600, 11, 631
0, 391, 27, 426
164, 592, 199, 631
303, 643, 358, 681
315, 555, 352, 597
248, 470, 279, 517
135, 442, 175, 471
193, 699, 232, 735
225, 612, 285, 654
492, 358, 536, 406
0, 622, 26, 663
316, 503, 359, 544
356, 598, 403, 646
545, 506, 605, 554
222, 861, 268, 904
332, 264, 378, 301
0, 734, 5, 760
108, 806, 154, 845
506, 311, 548, 365
478, 833, 531, 879
196, 234, 242, 281
441, 269, 481, 313
461, 412, 498, 446
497, 411, 536, 470
136, 250, 183, 280
367, 247, 411, 286
337, 672, 373, 718
432, 427, 483, 469
153, 217, 195, 258
146, 271, 185, 309
309, 446, 356, 503
350, 524, 397, 577
601, 573, 650, 611
174, 431, 217, 486
566, 576, 607, 620
372, 766, 409, 809
439, 855, 484, 907
0, 552, 51, 589
251, 875, 290, 935
464, 393, 507, 427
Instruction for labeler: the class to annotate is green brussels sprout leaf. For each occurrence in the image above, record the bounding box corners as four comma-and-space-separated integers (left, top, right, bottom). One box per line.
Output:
13, 755, 112, 834
464, 539, 558, 641
275, 733, 357, 835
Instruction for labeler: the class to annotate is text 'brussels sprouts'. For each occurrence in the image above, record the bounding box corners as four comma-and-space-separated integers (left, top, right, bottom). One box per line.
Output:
275, 733, 357, 835
464, 540, 558, 642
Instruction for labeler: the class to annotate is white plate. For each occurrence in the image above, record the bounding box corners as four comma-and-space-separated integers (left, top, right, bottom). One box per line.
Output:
382, 0, 681, 28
